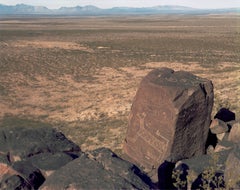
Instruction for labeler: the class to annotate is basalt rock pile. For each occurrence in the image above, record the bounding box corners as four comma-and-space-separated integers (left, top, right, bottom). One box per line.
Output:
0, 124, 153, 189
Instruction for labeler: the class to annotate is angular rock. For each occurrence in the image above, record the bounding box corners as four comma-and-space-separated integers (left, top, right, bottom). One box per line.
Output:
228, 121, 240, 143
0, 125, 80, 162
41, 148, 153, 190
123, 68, 214, 180
181, 150, 229, 178
0, 122, 81, 189
87, 148, 153, 188
0, 175, 31, 190
0, 161, 45, 190
216, 133, 226, 141
12, 161, 45, 189
180, 151, 230, 189
210, 119, 229, 134
26, 152, 77, 177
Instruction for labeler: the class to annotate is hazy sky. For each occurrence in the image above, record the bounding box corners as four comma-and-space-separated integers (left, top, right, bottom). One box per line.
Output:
0, 0, 240, 9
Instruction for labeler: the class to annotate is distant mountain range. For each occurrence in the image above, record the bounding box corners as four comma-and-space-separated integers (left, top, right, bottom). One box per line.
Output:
0, 4, 239, 15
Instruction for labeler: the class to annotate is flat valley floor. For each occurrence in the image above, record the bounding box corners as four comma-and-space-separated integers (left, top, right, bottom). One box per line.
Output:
0, 15, 239, 154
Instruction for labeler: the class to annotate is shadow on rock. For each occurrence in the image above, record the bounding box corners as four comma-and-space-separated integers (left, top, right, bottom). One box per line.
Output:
214, 108, 235, 122
205, 129, 218, 150
158, 160, 176, 189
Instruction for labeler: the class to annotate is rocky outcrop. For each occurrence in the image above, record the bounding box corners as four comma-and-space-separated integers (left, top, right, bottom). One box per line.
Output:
0, 125, 81, 189
123, 68, 214, 181
180, 110, 239, 189
0, 124, 153, 189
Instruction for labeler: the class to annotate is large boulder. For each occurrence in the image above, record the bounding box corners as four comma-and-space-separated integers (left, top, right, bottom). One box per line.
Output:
225, 148, 240, 189
0, 118, 154, 189
123, 68, 214, 180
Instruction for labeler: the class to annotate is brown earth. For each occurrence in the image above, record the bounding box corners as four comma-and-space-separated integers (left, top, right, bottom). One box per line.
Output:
0, 15, 239, 154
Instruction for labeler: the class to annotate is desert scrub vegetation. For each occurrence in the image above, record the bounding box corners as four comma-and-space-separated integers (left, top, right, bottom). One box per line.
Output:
172, 154, 225, 189
199, 154, 225, 190
0, 15, 239, 154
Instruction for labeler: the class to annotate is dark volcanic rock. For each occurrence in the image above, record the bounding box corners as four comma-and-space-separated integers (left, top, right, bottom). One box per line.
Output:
88, 148, 153, 188
0, 161, 45, 190
0, 125, 80, 162
41, 148, 153, 190
123, 68, 213, 180
0, 124, 81, 189
27, 152, 76, 177
0, 175, 31, 190
12, 161, 45, 189
0, 121, 153, 189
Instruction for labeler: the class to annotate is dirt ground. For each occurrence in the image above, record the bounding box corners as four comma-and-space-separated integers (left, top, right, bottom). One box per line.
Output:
0, 15, 239, 153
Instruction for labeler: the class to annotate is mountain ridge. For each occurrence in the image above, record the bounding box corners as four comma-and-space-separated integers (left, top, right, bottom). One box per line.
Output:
0, 3, 239, 15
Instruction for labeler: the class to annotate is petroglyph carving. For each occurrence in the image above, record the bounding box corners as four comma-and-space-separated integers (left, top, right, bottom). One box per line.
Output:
135, 113, 169, 162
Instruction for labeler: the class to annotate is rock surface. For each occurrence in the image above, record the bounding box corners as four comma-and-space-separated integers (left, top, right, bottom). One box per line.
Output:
41, 148, 153, 190
225, 149, 240, 189
123, 68, 214, 180
210, 118, 229, 134
0, 124, 81, 189
0, 123, 153, 189
0, 125, 80, 162
228, 121, 240, 143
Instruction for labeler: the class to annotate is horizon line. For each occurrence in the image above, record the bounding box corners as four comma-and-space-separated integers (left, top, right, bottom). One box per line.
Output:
1, 3, 240, 10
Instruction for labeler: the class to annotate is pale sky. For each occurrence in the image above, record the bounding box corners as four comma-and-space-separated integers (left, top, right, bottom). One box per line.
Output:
0, 0, 240, 9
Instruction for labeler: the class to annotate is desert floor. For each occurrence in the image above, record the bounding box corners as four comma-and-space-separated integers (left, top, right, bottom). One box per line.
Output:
0, 15, 239, 154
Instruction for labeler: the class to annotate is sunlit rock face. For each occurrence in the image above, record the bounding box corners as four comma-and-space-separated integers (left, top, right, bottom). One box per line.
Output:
123, 68, 213, 181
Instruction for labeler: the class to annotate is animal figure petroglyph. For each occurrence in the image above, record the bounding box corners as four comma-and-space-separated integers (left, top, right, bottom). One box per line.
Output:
129, 112, 169, 163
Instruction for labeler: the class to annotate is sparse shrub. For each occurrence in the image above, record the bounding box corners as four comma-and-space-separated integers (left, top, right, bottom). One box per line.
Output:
172, 169, 187, 189
200, 168, 225, 190
173, 154, 227, 190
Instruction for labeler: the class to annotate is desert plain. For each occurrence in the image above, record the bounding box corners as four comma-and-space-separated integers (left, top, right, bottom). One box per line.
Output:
0, 15, 239, 155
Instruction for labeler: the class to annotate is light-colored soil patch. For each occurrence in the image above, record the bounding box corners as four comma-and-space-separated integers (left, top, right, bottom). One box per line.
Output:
1, 61, 239, 122
11, 40, 93, 52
